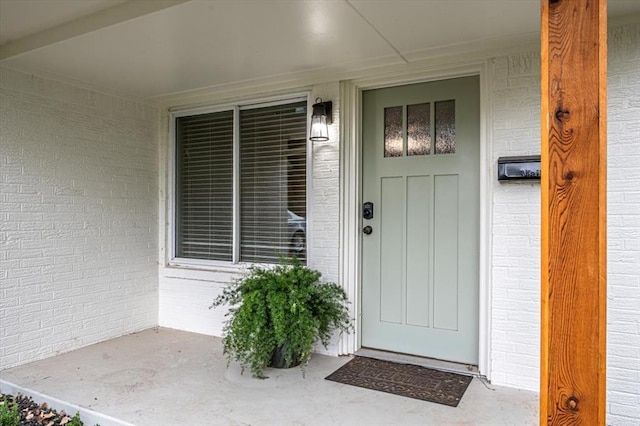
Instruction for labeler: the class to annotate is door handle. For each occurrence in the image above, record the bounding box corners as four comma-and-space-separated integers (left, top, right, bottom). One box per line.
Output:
363, 226, 373, 235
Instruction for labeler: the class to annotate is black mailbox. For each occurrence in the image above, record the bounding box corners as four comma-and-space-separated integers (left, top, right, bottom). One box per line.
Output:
497, 155, 541, 181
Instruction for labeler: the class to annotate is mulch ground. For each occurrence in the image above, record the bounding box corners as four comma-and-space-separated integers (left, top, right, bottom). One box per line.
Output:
0, 392, 84, 426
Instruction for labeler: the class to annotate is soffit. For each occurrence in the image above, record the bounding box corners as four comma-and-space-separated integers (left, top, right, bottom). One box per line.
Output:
0, 0, 127, 45
0, 0, 400, 99
350, 0, 541, 61
0, 0, 638, 101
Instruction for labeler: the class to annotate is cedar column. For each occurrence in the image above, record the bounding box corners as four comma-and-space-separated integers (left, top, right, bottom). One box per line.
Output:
540, 0, 607, 424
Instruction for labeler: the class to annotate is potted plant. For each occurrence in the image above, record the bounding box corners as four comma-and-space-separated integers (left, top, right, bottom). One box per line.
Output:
210, 258, 352, 378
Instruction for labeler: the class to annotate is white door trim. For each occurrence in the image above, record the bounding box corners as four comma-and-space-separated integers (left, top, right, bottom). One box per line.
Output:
338, 60, 493, 380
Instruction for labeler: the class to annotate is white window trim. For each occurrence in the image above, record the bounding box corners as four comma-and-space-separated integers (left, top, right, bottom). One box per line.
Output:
167, 92, 312, 270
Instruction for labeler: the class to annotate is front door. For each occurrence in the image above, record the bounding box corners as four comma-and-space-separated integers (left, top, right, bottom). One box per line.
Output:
361, 76, 480, 364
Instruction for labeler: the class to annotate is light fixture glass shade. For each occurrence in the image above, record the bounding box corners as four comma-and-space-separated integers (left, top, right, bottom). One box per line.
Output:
309, 99, 332, 142
310, 114, 329, 142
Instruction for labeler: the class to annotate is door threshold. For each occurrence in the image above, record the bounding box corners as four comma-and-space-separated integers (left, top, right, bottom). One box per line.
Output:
355, 348, 478, 377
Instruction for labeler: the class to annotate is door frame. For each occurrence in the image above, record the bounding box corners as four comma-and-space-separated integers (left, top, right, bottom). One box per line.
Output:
338, 60, 493, 379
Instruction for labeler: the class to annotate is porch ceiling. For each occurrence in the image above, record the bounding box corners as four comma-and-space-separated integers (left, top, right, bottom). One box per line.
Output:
1, 0, 638, 102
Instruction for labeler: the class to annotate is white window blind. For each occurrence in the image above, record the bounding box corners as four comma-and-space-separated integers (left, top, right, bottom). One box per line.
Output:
240, 101, 307, 263
176, 110, 234, 261
174, 99, 307, 264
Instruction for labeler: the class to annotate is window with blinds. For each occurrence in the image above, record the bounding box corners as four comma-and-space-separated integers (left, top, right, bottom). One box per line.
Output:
174, 99, 308, 264
176, 110, 234, 261
240, 101, 307, 263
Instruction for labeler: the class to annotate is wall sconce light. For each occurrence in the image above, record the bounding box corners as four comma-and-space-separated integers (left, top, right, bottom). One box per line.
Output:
309, 97, 332, 142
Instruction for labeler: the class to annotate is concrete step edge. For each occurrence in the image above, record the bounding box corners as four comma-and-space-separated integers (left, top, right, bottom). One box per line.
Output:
0, 379, 135, 426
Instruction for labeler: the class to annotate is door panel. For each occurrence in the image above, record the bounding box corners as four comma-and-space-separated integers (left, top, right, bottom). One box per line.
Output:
406, 175, 431, 328
433, 174, 459, 331
380, 176, 403, 324
361, 76, 480, 364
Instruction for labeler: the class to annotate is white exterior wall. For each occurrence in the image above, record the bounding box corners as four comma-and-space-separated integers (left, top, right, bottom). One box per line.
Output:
153, 22, 638, 426
158, 83, 342, 352
489, 22, 640, 425
0, 68, 160, 369
489, 52, 542, 391
606, 22, 640, 425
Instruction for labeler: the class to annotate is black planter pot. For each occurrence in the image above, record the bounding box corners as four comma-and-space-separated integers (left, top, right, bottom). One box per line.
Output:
270, 345, 302, 369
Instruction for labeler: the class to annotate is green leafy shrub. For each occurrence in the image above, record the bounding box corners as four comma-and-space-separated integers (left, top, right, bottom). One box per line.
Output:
211, 258, 352, 378
0, 396, 20, 426
68, 412, 84, 426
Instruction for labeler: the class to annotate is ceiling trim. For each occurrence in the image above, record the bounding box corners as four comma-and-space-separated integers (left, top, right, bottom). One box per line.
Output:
0, 0, 190, 61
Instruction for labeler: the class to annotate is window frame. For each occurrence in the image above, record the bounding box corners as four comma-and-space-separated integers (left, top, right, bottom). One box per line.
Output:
168, 93, 312, 269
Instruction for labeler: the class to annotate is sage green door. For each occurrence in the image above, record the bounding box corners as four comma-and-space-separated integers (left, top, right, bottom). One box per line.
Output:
361, 76, 480, 364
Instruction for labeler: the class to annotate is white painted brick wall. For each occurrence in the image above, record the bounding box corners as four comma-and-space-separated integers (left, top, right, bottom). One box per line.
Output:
0, 68, 160, 369
489, 51, 542, 391
158, 83, 344, 355
158, 268, 240, 336
606, 22, 640, 426
309, 82, 342, 355
489, 22, 640, 425
308, 82, 341, 285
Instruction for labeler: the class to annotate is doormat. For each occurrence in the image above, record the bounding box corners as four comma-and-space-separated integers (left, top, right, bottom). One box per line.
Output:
325, 356, 472, 407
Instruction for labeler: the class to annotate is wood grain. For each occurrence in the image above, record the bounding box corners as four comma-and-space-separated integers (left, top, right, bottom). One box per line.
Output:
540, 0, 607, 424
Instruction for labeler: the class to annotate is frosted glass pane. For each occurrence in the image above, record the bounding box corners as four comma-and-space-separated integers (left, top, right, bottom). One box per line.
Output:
435, 100, 456, 154
384, 106, 403, 157
408, 103, 430, 156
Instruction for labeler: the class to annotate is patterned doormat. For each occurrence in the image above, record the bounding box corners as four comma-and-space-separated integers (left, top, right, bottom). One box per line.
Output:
325, 356, 473, 407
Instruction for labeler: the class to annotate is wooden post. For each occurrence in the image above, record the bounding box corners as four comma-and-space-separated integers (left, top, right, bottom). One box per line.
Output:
540, 0, 607, 424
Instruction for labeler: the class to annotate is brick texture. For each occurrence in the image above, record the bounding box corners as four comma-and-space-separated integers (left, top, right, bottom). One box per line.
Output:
489, 51, 542, 391
0, 68, 160, 369
606, 22, 640, 426
489, 22, 640, 425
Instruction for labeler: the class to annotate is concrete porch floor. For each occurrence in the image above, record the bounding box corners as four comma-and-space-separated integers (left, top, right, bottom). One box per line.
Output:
0, 328, 538, 425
